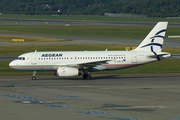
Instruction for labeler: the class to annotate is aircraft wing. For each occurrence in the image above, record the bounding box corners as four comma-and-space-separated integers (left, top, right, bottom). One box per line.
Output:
64, 60, 110, 69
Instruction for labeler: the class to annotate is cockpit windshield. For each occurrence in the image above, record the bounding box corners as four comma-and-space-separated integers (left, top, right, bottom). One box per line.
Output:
16, 57, 25, 60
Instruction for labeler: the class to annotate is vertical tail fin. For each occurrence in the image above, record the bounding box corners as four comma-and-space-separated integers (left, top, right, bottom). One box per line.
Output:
133, 22, 168, 52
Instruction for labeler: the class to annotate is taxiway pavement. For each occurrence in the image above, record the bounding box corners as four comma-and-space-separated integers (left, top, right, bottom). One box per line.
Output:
1, 18, 180, 26
1, 73, 180, 120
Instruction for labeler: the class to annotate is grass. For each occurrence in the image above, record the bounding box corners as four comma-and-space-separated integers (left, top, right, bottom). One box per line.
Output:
0, 44, 179, 56
0, 25, 180, 39
1, 14, 180, 23
0, 44, 132, 56
0, 35, 69, 42
1, 59, 180, 75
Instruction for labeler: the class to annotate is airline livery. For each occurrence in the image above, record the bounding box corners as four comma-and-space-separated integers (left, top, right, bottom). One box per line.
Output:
9, 22, 171, 80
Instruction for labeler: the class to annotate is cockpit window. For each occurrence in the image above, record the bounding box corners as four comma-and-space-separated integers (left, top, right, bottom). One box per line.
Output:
16, 57, 25, 60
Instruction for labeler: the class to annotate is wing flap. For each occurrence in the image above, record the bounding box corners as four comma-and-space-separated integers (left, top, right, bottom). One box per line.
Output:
65, 60, 110, 69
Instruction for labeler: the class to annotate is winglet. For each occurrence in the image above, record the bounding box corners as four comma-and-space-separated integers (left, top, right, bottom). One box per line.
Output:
133, 22, 168, 52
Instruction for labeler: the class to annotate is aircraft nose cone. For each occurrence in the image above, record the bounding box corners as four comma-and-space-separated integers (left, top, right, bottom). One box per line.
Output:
9, 61, 13, 68
9, 61, 15, 68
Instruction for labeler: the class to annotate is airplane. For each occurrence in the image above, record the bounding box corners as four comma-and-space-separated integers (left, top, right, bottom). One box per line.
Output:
9, 22, 171, 80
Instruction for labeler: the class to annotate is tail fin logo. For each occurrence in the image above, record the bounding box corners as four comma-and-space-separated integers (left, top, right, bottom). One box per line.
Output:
141, 29, 166, 49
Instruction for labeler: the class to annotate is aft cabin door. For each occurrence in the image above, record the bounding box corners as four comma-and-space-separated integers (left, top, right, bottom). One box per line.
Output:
31, 54, 37, 64
132, 53, 137, 63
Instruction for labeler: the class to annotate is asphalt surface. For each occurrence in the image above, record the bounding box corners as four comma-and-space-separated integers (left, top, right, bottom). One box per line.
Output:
1, 18, 180, 26
1, 73, 180, 120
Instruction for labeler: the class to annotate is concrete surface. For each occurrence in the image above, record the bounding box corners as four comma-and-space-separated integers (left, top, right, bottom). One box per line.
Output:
1, 73, 180, 120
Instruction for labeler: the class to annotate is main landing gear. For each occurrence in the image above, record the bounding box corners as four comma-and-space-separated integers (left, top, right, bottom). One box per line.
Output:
83, 70, 92, 80
83, 74, 92, 80
32, 71, 36, 80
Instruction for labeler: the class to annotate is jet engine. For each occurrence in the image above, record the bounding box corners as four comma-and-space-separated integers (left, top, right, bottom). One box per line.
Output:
54, 67, 79, 77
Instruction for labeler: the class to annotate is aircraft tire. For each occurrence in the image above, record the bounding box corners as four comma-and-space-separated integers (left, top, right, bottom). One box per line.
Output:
83, 74, 88, 79
83, 74, 92, 80
32, 76, 36, 80
87, 75, 92, 80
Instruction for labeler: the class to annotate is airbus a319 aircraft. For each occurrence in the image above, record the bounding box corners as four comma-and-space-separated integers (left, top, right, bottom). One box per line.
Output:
9, 22, 171, 80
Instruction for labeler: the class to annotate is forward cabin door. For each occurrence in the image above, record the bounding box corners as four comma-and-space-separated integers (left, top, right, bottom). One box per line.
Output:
31, 54, 37, 65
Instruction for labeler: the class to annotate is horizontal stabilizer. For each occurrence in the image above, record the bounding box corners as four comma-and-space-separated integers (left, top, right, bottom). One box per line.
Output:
148, 53, 171, 60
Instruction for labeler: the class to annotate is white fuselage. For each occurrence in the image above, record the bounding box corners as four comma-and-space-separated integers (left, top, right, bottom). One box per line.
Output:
9, 50, 159, 72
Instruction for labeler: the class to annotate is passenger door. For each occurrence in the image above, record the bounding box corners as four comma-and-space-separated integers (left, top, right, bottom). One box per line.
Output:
31, 54, 37, 65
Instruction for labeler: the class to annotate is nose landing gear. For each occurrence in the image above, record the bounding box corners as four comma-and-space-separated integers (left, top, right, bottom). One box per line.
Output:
32, 71, 36, 80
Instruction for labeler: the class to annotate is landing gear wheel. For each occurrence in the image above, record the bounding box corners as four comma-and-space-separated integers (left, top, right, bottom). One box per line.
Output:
83, 74, 92, 80
32, 71, 36, 80
87, 74, 92, 80
83, 74, 88, 79
32, 76, 36, 80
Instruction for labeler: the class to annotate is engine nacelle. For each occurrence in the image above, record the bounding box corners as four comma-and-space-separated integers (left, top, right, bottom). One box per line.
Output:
54, 67, 79, 77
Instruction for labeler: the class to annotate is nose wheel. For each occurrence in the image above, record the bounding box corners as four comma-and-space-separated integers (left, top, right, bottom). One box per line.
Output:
32, 71, 36, 80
